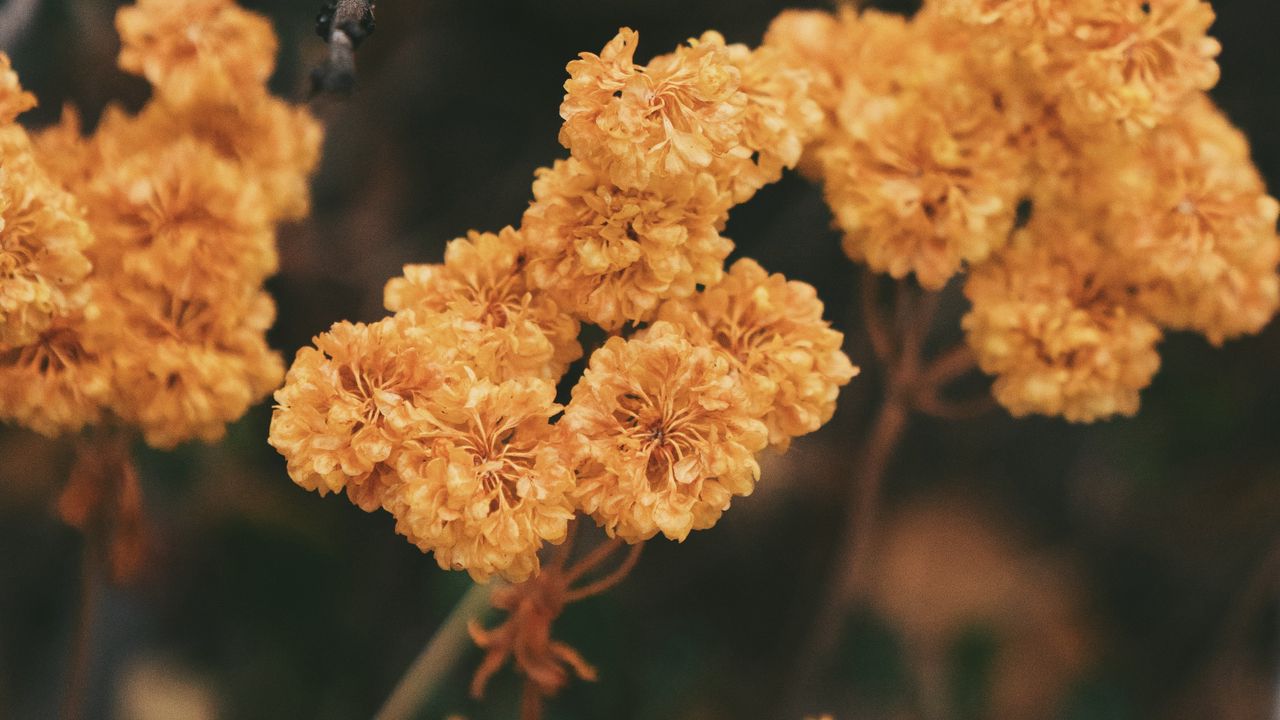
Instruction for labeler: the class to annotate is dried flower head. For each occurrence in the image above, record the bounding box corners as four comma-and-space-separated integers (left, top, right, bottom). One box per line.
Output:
817, 93, 1025, 290
1049, 0, 1221, 133
559, 29, 749, 193
522, 157, 733, 331
767, 9, 1028, 289
0, 314, 111, 437
658, 259, 858, 450
384, 227, 582, 382
963, 221, 1162, 421
561, 322, 768, 543
269, 314, 453, 512
116, 0, 278, 108
0, 139, 95, 350
0, 0, 321, 450
108, 287, 284, 448
389, 373, 575, 583
79, 136, 276, 294
1107, 99, 1280, 345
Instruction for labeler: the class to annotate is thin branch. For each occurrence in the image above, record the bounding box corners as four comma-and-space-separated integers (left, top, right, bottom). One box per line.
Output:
565, 542, 644, 603
920, 343, 978, 388
62, 532, 100, 720
520, 681, 546, 720
914, 389, 997, 421
374, 581, 496, 720
310, 0, 376, 96
861, 271, 895, 365
562, 536, 625, 585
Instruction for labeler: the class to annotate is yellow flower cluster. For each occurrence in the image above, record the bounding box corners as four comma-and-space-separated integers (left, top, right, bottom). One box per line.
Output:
767, 1, 1278, 421
0, 0, 321, 445
271, 29, 856, 581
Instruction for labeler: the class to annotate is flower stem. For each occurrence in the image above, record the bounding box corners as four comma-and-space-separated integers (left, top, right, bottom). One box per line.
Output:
62, 531, 100, 720
374, 581, 496, 720
784, 389, 912, 713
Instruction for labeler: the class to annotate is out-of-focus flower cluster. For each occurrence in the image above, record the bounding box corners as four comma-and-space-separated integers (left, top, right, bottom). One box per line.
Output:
766, 0, 1279, 422
0, 0, 321, 446
270, 29, 857, 581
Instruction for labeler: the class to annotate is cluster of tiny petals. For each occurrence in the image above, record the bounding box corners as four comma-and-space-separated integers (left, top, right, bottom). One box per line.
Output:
768, 8, 1029, 290
932, 0, 1221, 134
388, 375, 575, 583
0, 135, 94, 350
561, 322, 768, 543
384, 227, 582, 382
274, 25, 853, 579
963, 222, 1163, 422
559, 29, 747, 194
521, 157, 733, 330
1105, 99, 1280, 345
658, 259, 858, 451
0, 313, 112, 437
559, 28, 822, 202
0, 0, 320, 443
767, 1, 1276, 422
116, 0, 277, 108
270, 314, 454, 513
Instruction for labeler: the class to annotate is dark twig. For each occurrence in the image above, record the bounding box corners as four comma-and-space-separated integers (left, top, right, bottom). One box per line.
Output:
310, 0, 376, 96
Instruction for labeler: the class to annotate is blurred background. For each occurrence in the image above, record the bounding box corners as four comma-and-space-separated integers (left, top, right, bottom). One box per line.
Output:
1, 0, 1278, 718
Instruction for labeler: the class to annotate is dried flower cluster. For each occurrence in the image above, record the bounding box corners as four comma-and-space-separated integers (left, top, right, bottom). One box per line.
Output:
766, 0, 1278, 421
0, 0, 321, 445
271, 29, 856, 581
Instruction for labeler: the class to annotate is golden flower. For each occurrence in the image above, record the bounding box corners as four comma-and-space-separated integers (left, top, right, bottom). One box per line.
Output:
108, 286, 283, 448
926, 0, 1075, 30
559, 29, 749, 192
0, 312, 111, 437
561, 322, 768, 543
0, 138, 95, 349
762, 9, 849, 121
720, 41, 825, 203
963, 220, 1162, 422
79, 136, 276, 295
657, 259, 857, 451
143, 97, 324, 222
269, 314, 453, 512
1105, 99, 1280, 345
522, 157, 733, 331
0, 54, 35, 125
388, 373, 575, 583
384, 227, 582, 383
116, 0, 278, 108
816, 67, 1026, 290
1041, 0, 1221, 133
